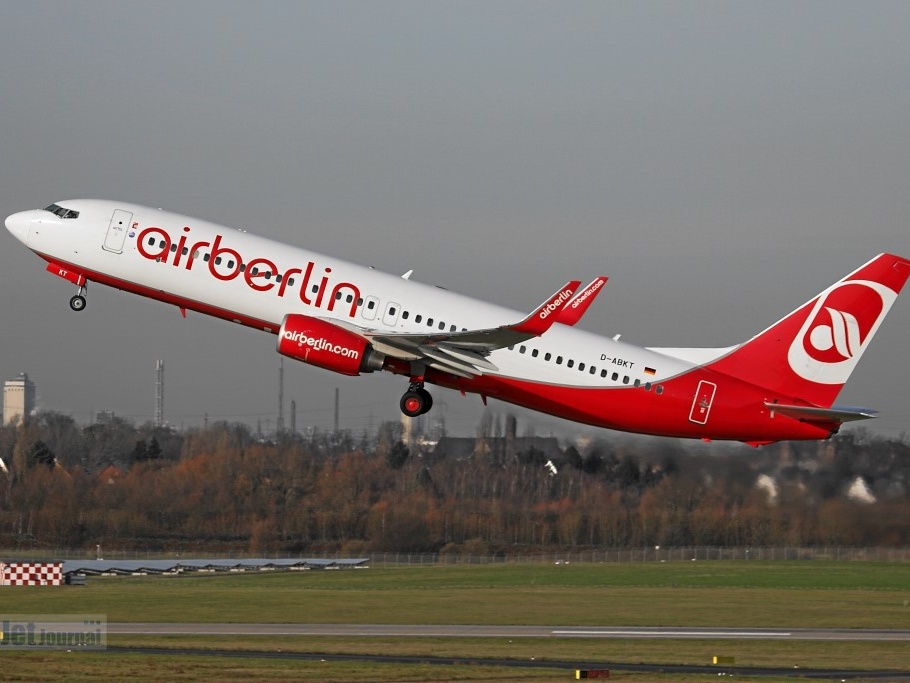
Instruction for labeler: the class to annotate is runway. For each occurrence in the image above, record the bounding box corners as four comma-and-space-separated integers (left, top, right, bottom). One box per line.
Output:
108, 623, 910, 641
106, 624, 910, 679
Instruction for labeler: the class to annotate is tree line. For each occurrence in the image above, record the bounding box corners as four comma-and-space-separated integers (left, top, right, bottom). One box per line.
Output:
1, 411, 908, 554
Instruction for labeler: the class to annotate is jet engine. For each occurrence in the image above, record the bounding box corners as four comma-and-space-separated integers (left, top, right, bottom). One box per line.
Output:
277, 314, 384, 376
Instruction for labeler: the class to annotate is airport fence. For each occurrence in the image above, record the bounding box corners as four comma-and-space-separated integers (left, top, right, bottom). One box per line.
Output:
1, 546, 908, 564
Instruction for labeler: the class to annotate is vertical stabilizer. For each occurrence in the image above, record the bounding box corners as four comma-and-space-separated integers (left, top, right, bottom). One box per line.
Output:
706, 253, 910, 407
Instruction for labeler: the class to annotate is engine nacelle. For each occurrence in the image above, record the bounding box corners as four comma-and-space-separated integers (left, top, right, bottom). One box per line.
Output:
277, 314, 384, 376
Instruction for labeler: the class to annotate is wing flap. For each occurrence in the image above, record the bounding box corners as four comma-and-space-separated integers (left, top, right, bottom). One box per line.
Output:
419, 345, 488, 376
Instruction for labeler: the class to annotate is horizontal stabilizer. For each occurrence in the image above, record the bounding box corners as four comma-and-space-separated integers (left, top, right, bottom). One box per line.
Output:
765, 402, 878, 424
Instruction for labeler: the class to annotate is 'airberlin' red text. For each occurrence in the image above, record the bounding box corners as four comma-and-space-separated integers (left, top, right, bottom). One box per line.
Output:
136, 226, 361, 317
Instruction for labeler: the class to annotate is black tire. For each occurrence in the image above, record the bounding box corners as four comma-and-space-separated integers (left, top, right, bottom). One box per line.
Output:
70, 295, 86, 311
400, 390, 425, 417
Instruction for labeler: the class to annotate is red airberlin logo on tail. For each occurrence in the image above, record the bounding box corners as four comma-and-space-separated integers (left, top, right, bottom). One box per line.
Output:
801, 283, 882, 363
788, 280, 894, 385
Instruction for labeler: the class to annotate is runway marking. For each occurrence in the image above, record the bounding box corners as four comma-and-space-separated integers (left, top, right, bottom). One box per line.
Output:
553, 630, 792, 638
106, 624, 910, 641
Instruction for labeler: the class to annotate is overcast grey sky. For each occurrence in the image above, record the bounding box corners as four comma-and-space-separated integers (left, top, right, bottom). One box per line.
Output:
1, 2, 908, 440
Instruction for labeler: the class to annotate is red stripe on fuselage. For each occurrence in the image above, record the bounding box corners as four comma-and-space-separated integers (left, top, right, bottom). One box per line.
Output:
423, 369, 835, 442
36, 252, 280, 333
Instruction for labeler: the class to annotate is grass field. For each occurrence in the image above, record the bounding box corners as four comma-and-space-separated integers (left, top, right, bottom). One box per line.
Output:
1, 561, 908, 681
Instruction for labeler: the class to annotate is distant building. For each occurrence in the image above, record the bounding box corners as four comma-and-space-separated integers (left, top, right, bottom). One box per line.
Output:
433, 436, 563, 463
3, 372, 36, 426
95, 411, 116, 425
433, 414, 563, 465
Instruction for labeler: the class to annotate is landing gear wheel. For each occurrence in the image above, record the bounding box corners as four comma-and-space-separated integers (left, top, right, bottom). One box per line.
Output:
400, 391, 425, 417
400, 387, 433, 417
70, 295, 86, 312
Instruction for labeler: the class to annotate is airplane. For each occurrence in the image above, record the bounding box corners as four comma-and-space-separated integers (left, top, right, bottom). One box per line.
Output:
5, 200, 909, 445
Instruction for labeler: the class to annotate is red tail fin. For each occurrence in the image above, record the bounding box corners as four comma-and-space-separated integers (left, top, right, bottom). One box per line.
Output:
707, 253, 910, 407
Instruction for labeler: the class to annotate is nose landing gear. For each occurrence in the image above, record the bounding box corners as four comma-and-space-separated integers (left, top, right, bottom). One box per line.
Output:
70, 284, 87, 311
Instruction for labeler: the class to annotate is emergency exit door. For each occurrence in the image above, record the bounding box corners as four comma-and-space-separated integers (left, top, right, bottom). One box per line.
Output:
688, 380, 717, 425
102, 209, 133, 253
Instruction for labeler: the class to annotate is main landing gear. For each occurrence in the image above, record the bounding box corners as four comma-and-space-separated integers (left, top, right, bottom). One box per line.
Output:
70, 284, 87, 312
400, 377, 433, 418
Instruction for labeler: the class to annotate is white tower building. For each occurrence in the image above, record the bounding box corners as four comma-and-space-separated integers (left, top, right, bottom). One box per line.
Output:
3, 373, 36, 426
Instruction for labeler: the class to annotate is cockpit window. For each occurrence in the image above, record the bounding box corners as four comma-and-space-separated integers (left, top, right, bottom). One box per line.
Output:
44, 203, 80, 219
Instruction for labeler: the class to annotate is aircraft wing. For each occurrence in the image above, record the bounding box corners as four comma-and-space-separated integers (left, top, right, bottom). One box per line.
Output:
332, 280, 581, 378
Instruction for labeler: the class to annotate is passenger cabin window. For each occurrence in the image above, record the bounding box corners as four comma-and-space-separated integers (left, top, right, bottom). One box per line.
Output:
382, 301, 401, 326
361, 296, 379, 321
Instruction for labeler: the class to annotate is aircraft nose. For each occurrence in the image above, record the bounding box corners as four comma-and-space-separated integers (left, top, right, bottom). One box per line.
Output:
5, 210, 35, 244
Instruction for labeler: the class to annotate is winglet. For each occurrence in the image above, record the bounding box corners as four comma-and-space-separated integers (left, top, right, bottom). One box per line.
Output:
556, 276, 607, 326
511, 280, 581, 336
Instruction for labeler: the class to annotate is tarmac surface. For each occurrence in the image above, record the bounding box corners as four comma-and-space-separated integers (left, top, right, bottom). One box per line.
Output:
105, 623, 910, 678
109, 623, 910, 641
